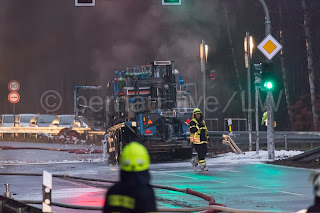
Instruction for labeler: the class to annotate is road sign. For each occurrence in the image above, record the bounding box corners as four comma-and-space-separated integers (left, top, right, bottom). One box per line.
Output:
75, 0, 95, 6
8, 91, 20, 104
8, 80, 20, 92
257, 34, 282, 60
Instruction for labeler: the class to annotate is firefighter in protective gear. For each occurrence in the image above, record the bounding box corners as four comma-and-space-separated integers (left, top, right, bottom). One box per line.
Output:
103, 142, 157, 213
307, 172, 320, 212
189, 108, 209, 171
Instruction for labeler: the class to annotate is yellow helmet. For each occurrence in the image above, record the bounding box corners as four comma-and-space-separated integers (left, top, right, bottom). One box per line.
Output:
120, 142, 150, 172
193, 108, 202, 115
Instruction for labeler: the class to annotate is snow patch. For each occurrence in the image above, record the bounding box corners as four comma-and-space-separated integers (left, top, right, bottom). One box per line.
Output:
207, 150, 304, 165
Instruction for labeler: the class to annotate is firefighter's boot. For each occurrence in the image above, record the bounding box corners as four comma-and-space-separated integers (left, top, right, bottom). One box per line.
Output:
199, 160, 208, 171
191, 158, 198, 171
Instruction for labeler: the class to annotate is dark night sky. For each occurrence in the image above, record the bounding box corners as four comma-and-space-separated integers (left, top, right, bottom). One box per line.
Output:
0, 0, 319, 130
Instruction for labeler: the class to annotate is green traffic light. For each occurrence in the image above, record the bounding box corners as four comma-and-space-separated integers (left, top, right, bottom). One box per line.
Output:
264, 81, 273, 89
162, 0, 181, 5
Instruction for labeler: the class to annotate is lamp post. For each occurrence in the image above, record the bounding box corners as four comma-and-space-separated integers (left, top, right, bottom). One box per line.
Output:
258, 0, 272, 36
244, 34, 254, 151
200, 40, 208, 119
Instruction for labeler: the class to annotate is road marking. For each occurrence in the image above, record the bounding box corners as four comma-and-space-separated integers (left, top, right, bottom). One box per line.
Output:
245, 185, 263, 189
244, 185, 304, 197
210, 180, 227, 184
152, 171, 227, 183
218, 169, 240, 173
153, 172, 198, 180
277, 191, 304, 196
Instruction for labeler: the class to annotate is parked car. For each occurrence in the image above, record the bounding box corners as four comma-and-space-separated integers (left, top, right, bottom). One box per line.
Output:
50, 115, 74, 128
29, 114, 56, 127
15, 114, 35, 127
0, 114, 14, 127
50, 115, 88, 128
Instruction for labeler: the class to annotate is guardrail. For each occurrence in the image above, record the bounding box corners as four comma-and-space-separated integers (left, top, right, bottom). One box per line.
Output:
0, 195, 42, 213
208, 131, 320, 145
0, 127, 105, 138
1, 127, 320, 146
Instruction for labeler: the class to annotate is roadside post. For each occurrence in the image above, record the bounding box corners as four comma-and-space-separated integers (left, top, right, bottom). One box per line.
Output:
42, 171, 52, 213
8, 80, 20, 127
228, 119, 233, 136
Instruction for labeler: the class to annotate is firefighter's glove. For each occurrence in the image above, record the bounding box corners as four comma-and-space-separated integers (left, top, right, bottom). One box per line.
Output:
198, 122, 205, 128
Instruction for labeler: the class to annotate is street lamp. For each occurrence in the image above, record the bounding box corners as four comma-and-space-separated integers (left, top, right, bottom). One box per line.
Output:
244, 33, 254, 151
200, 41, 208, 119
244, 36, 254, 68
250, 36, 254, 59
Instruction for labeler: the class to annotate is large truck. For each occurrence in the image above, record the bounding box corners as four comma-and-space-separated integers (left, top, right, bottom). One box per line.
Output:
77, 61, 193, 162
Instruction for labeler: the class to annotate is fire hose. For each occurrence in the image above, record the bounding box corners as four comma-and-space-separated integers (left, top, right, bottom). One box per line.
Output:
0, 172, 295, 213
16, 200, 294, 213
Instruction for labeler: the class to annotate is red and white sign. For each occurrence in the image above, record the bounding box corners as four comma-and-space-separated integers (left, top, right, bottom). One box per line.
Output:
8, 80, 20, 92
8, 92, 20, 104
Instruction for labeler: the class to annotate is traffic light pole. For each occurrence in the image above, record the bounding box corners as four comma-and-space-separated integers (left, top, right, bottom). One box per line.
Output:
259, 0, 275, 160
267, 92, 275, 159
255, 84, 259, 154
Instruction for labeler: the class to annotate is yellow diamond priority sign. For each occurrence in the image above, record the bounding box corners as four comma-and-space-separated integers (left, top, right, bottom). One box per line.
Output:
257, 34, 282, 60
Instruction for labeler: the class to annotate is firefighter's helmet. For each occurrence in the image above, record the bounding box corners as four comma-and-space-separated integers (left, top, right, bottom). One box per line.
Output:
193, 108, 202, 115
120, 142, 150, 172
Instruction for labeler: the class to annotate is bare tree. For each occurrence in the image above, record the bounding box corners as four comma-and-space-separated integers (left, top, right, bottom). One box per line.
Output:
279, 1, 294, 125
223, 5, 245, 115
301, 0, 318, 130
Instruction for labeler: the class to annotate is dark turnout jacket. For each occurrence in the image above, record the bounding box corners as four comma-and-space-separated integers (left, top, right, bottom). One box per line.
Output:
189, 114, 208, 144
103, 170, 157, 213
308, 197, 320, 213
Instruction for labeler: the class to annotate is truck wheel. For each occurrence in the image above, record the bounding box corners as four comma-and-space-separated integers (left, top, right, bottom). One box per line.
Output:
58, 128, 70, 144
67, 130, 80, 144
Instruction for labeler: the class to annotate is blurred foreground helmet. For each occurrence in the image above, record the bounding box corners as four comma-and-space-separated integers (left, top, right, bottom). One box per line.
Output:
120, 142, 150, 172
193, 108, 202, 115
310, 171, 320, 197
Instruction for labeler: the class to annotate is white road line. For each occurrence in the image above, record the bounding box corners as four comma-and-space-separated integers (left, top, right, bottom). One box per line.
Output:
152, 171, 227, 183
245, 185, 263, 190
154, 172, 198, 180
217, 169, 240, 173
210, 180, 227, 184
244, 185, 304, 196
152, 170, 192, 173
277, 191, 304, 196
225, 170, 240, 173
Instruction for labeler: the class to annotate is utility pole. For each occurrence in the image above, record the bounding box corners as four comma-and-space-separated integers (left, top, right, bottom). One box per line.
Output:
258, 0, 274, 160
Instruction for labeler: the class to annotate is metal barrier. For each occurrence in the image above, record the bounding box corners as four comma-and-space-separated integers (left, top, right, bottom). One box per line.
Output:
0, 195, 42, 213
223, 118, 247, 131
0, 127, 105, 140
208, 131, 320, 148
206, 118, 218, 131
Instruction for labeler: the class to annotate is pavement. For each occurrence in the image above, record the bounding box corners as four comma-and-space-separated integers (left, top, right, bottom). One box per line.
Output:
0, 141, 316, 212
